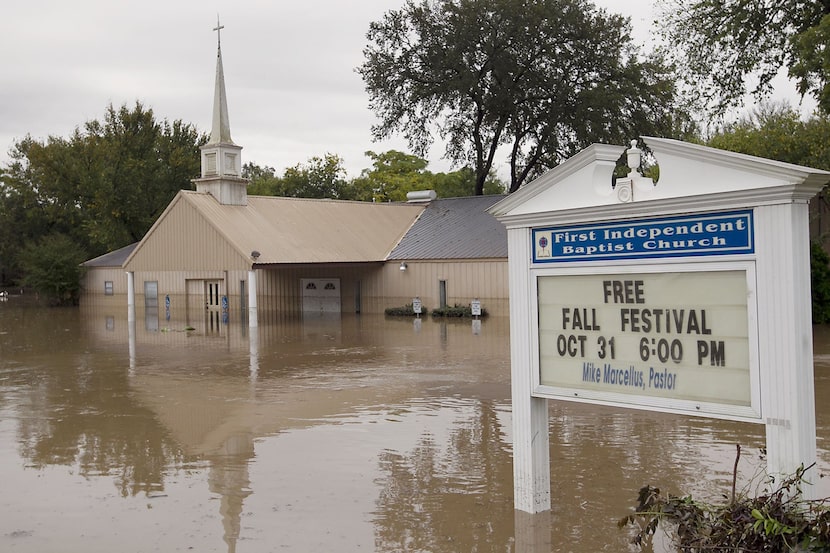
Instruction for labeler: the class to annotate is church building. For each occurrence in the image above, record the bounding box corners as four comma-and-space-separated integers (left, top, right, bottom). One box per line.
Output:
81, 30, 510, 326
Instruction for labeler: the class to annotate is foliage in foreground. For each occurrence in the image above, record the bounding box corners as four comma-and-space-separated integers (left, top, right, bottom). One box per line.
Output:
620, 447, 830, 552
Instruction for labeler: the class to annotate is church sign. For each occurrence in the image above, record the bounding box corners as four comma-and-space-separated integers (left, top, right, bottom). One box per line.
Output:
489, 137, 829, 514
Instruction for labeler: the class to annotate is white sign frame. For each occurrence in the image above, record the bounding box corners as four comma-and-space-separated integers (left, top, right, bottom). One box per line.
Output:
528, 260, 761, 422
488, 138, 830, 514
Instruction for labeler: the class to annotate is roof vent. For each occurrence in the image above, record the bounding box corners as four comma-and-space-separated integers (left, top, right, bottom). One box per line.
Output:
406, 190, 437, 203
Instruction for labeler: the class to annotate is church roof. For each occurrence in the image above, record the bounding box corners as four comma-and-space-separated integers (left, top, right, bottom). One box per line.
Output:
82, 242, 138, 267
388, 195, 507, 260
126, 191, 427, 267
115, 192, 512, 270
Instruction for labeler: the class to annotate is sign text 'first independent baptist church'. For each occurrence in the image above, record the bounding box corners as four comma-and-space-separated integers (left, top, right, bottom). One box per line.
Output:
534, 210, 754, 414
490, 137, 830, 514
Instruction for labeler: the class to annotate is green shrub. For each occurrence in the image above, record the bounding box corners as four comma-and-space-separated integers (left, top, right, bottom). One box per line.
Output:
430, 303, 487, 318
384, 303, 427, 316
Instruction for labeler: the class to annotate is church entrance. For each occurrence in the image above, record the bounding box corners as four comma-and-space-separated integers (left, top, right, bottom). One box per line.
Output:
301, 278, 341, 315
186, 278, 225, 333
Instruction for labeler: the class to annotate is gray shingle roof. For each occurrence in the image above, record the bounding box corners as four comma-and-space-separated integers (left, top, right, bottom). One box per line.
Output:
388, 195, 507, 260
82, 242, 138, 267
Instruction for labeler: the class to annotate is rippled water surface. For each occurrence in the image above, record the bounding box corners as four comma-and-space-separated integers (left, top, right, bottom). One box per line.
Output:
1, 298, 829, 552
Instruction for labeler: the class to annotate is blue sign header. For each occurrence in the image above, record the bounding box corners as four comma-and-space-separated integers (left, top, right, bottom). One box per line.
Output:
532, 210, 754, 263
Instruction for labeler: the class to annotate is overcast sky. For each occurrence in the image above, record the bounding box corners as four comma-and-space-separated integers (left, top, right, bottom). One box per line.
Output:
0, 0, 814, 179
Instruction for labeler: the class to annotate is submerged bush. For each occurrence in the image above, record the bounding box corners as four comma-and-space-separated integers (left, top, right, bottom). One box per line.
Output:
384, 303, 427, 316
431, 303, 487, 318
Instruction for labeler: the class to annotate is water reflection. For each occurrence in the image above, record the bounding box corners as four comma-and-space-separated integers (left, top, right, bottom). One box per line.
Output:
0, 297, 828, 552
373, 399, 514, 552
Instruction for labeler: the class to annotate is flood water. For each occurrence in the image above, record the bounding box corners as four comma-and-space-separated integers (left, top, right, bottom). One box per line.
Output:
2, 298, 830, 552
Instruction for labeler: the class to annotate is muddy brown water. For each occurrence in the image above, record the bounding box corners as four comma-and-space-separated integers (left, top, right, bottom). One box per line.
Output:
1, 297, 830, 552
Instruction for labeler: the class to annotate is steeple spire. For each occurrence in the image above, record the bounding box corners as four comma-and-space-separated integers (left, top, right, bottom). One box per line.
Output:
210, 15, 233, 145
193, 16, 249, 206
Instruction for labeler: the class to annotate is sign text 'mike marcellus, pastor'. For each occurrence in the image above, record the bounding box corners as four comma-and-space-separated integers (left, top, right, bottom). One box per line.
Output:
532, 210, 754, 263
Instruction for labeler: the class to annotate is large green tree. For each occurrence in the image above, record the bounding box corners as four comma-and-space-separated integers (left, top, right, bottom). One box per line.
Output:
658, 0, 830, 116
350, 150, 437, 202
358, 0, 689, 194
0, 102, 203, 287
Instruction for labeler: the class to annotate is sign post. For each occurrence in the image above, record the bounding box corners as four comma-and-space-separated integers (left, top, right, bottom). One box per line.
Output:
490, 137, 830, 513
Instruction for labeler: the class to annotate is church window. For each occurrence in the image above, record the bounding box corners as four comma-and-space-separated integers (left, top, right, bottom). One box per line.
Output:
225, 153, 238, 175
205, 152, 217, 175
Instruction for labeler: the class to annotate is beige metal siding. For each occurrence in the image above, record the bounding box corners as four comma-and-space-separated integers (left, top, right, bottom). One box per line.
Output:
81, 267, 127, 296
126, 196, 249, 272
96, 191, 509, 316
362, 260, 509, 316
256, 264, 383, 317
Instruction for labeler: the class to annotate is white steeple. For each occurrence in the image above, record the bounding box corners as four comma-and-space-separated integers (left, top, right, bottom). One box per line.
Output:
209, 18, 233, 145
193, 16, 249, 206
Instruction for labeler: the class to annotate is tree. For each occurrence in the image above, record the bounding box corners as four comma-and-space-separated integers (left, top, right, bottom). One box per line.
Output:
352, 150, 434, 202
706, 102, 830, 170
352, 150, 505, 202
244, 154, 367, 200
704, 102, 830, 321
0, 102, 203, 287
358, 0, 688, 194
245, 151, 505, 203
281, 154, 354, 199
19, 233, 87, 305
430, 166, 505, 198
657, 0, 830, 116
242, 162, 281, 196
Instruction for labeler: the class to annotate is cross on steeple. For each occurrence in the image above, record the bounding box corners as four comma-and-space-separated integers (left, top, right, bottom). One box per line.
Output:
213, 15, 224, 48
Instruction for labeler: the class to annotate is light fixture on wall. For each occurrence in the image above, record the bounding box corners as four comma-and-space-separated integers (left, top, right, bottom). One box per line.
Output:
250, 250, 261, 261
399, 262, 407, 271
